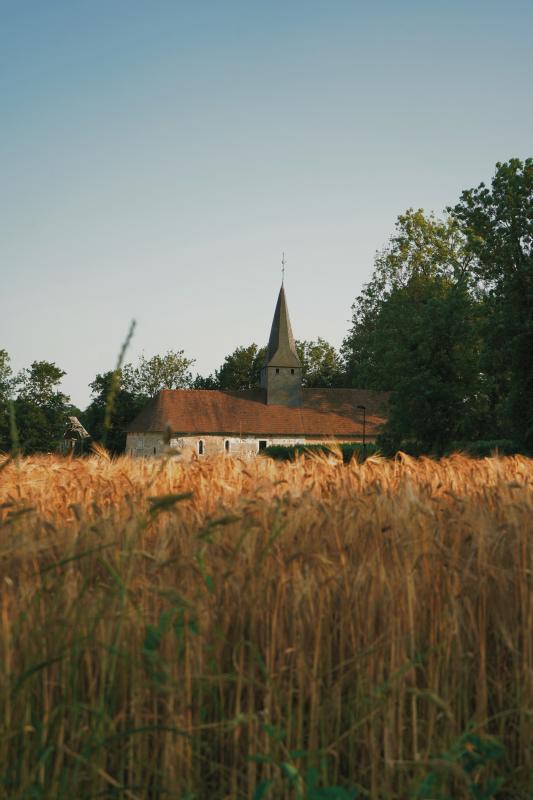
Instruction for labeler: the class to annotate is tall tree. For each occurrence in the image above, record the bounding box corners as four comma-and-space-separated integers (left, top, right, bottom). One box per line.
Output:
342, 209, 473, 390
18, 361, 67, 406
295, 338, 343, 387
213, 339, 344, 391
122, 350, 195, 399
82, 371, 145, 455
452, 158, 533, 451
0, 350, 17, 451
375, 277, 481, 454
216, 344, 266, 390
0, 349, 17, 401
83, 350, 196, 453
191, 373, 220, 389
15, 361, 73, 453
341, 208, 487, 453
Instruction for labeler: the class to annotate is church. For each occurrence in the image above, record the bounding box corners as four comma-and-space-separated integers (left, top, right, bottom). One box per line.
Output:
126, 284, 387, 458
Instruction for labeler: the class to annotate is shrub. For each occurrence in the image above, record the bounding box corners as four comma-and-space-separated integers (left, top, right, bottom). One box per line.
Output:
458, 439, 518, 458
262, 442, 378, 463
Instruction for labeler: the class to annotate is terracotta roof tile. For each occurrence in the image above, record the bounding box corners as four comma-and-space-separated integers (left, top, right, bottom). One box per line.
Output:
127, 389, 388, 438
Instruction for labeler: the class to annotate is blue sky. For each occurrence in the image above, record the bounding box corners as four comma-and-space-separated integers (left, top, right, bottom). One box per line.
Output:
1, 0, 532, 407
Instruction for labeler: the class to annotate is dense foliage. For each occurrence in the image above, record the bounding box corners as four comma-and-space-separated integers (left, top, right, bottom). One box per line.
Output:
262, 442, 378, 462
342, 159, 532, 454
452, 158, 533, 451
214, 343, 266, 390
0, 354, 81, 453
262, 439, 519, 461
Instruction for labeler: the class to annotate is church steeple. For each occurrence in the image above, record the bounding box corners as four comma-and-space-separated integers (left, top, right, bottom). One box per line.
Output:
264, 285, 301, 369
261, 284, 302, 406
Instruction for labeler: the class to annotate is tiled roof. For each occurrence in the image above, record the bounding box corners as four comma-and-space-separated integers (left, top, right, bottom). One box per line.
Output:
127, 388, 388, 438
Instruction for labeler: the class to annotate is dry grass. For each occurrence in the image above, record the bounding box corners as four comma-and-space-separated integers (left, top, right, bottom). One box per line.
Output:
0, 450, 531, 799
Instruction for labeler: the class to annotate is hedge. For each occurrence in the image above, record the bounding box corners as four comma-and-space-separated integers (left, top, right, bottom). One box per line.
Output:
261, 442, 378, 463
452, 439, 519, 457
261, 440, 521, 462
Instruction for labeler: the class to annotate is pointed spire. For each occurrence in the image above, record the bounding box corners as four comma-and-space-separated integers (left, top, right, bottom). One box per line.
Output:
264, 285, 301, 368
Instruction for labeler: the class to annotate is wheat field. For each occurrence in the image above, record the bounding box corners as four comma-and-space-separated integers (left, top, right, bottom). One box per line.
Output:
0, 450, 531, 799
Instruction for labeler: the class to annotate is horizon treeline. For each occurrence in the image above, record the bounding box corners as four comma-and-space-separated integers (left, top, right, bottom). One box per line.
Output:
1, 158, 532, 456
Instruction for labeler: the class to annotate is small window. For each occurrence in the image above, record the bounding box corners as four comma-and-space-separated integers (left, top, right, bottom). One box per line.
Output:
153, 447, 156, 455
276, 368, 280, 374
291, 368, 295, 374
198, 440, 204, 455
258, 440, 267, 451
225, 440, 230, 453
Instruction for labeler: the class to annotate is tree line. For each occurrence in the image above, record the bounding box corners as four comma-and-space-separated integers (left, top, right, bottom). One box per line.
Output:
1, 158, 531, 456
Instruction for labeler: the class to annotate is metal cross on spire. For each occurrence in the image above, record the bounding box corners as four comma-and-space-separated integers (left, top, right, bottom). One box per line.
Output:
281, 252, 286, 285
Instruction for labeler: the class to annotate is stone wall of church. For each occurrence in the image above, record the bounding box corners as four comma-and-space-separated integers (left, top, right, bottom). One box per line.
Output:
126, 432, 366, 459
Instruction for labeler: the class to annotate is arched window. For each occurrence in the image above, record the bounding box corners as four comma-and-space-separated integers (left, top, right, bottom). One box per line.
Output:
291, 368, 295, 374
198, 440, 204, 455
225, 440, 230, 453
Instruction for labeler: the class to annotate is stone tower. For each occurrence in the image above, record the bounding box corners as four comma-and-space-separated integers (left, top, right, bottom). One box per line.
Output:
261, 285, 302, 406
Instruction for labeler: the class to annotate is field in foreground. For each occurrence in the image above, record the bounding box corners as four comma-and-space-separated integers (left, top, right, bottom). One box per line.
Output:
0, 451, 531, 799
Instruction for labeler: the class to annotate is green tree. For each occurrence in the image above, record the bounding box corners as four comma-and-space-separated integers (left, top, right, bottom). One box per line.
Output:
342, 209, 473, 390
18, 361, 67, 406
15, 361, 73, 453
295, 338, 344, 387
82, 350, 196, 453
214, 339, 343, 391
376, 277, 481, 455
0, 349, 17, 401
452, 158, 533, 451
341, 208, 486, 453
191, 373, 220, 389
0, 350, 17, 451
215, 344, 266, 390
470, 293, 514, 441
122, 350, 195, 399
82, 371, 145, 454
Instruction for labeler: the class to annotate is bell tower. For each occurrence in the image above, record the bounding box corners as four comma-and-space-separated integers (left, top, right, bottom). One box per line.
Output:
261, 283, 302, 406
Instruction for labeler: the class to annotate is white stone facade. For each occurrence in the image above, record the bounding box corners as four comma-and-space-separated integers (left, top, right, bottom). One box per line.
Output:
125, 432, 361, 459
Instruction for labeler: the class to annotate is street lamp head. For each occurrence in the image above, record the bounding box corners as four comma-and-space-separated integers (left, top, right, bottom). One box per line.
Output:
357, 405, 366, 411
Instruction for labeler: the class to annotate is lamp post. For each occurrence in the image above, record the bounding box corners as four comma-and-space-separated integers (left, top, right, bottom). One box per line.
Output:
357, 405, 366, 458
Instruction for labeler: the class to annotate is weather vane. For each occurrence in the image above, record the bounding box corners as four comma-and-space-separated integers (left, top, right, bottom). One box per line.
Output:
281, 252, 286, 284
